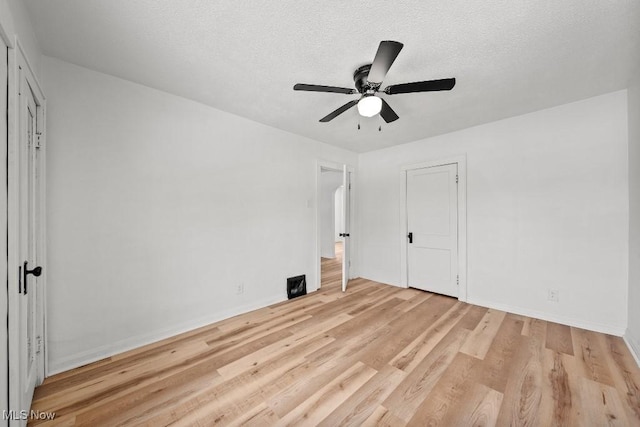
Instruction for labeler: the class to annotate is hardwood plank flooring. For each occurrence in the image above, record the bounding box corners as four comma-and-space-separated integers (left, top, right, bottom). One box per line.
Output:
29, 244, 640, 425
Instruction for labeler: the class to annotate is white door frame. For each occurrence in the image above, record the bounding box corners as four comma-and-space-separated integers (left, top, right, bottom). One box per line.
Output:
315, 160, 356, 291
400, 155, 467, 301
7, 38, 48, 418
1, 18, 14, 427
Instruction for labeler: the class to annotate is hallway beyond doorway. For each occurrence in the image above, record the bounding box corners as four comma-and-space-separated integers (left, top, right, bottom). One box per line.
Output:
321, 242, 342, 289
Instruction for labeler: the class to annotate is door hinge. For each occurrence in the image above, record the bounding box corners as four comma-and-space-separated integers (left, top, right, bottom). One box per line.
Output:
456, 275, 459, 286
36, 336, 42, 354
36, 134, 42, 149
455, 174, 459, 184
348, 183, 351, 190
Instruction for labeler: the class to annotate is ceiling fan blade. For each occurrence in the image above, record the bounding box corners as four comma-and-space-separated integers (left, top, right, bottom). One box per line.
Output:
319, 100, 359, 122
294, 84, 356, 95
380, 98, 399, 123
367, 41, 404, 84
384, 78, 456, 95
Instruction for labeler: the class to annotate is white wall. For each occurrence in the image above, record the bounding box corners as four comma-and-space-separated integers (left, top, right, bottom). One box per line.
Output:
0, 0, 41, 73
320, 171, 342, 258
42, 56, 357, 373
358, 91, 629, 335
0, 0, 41, 420
628, 77, 640, 361
335, 186, 344, 241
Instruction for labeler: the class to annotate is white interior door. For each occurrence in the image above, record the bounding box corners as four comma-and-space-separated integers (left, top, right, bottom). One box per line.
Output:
406, 164, 458, 297
23, 84, 41, 409
9, 64, 45, 424
341, 166, 350, 292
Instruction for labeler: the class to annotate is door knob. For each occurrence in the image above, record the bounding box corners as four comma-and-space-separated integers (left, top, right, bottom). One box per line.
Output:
23, 261, 42, 295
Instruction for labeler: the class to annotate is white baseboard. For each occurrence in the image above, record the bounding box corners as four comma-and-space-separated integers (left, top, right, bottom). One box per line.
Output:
361, 278, 624, 335
358, 275, 406, 288
47, 294, 288, 375
624, 333, 640, 367
48, 287, 631, 375
466, 297, 626, 336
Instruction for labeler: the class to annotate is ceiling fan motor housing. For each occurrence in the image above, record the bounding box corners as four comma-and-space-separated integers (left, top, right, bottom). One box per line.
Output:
354, 64, 377, 94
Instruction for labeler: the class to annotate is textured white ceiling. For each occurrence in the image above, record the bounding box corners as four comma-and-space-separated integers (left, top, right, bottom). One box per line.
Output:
25, 0, 640, 153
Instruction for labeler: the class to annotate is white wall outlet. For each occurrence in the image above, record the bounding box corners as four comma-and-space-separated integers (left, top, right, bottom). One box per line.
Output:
547, 289, 559, 302
236, 283, 244, 295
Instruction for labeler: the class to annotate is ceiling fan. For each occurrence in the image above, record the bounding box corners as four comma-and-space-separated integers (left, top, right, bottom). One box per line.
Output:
293, 41, 456, 123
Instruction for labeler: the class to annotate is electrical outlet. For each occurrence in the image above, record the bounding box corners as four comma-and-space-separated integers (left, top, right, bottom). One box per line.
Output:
236, 283, 244, 295
547, 289, 559, 302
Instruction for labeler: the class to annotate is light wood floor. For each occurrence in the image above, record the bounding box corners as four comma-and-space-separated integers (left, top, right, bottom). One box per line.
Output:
30, 245, 640, 426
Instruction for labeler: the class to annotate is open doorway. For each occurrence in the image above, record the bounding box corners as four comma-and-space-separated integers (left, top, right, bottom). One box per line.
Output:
316, 162, 354, 292
319, 169, 343, 289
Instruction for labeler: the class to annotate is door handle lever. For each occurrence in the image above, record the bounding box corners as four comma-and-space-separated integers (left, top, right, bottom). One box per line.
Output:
408, 232, 413, 244
23, 261, 42, 295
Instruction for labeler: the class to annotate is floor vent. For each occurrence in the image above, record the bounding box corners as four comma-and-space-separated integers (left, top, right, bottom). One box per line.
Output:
287, 275, 307, 300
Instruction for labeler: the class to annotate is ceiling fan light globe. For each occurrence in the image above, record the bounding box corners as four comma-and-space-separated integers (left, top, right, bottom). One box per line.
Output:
357, 95, 382, 117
